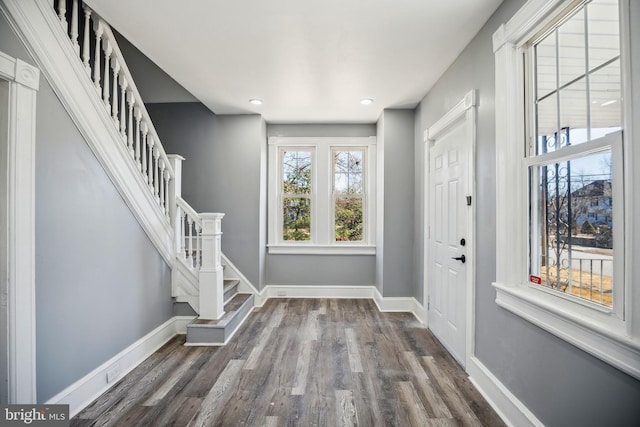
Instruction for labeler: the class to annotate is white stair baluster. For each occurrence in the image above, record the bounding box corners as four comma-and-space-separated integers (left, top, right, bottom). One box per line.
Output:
180, 211, 186, 260
164, 171, 171, 220
57, 0, 67, 30
82, 5, 92, 75
147, 136, 154, 187
102, 41, 111, 108
111, 59, 120, 125
135, 108, 142, 169
196, 223, 202, 268
92, 22, 103, 92
70, 0, 79, 52
187, 216, 194, 267
126, 89, 134, 156
153, 147, 160, 201
142, 124, 149, 182
119, 75, 127, 140
159, 159, 166, 212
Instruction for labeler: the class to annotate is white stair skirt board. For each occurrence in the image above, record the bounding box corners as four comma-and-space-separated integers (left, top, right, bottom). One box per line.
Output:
221, 252, 259, 296
467, 357, 544, 427
45, 316, 195, 418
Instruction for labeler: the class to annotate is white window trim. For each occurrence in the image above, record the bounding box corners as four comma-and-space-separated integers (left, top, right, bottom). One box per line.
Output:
492, 0, 640, 379
0, 50, 40, 403
267, 137, 377, 255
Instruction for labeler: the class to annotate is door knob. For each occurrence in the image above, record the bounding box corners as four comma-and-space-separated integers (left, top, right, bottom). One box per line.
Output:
452, 255, 466, 263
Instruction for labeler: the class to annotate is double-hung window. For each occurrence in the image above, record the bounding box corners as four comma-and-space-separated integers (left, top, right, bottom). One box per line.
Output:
268, 137, 376, 254
493, 0, 640, 379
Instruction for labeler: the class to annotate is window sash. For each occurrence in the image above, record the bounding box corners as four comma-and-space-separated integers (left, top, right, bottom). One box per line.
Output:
268, 137, 377, 253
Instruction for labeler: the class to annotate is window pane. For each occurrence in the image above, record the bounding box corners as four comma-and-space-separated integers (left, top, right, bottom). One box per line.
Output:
590, 59, 622, 132
536, 33, 557, 99
335, 196, 363, 242
537, 93, 558, 154
530, 150, 613, 307
334, 150, 364, 195
559, 77, 588, 145
282, 150, 311, 194
283, 197, 311, 241
558, 9, 586, 87
587, 0, 619, 72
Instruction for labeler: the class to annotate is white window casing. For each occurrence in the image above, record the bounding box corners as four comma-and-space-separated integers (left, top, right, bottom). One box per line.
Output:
267, 137, 377, 255
492, 0, 640, 379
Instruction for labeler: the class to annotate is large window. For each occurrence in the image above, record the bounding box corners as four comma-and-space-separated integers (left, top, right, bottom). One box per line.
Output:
493, 0, 640, 379
527, 0, 622, 313
268, 137, 376, 254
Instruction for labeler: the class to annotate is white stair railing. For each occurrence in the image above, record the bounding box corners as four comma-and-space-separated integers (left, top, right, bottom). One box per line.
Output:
54, 0, 174, 220
52, 1, 228, 320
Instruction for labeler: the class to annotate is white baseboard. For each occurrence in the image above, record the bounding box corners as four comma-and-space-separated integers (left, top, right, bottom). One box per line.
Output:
46, 316, 195, 418
467, 356, 544, 427
372, 288, 425, 324
255, 285, 425, 323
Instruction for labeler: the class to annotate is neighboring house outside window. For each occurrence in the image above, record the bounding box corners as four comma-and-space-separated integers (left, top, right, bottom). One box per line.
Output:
268, 137, 377, 255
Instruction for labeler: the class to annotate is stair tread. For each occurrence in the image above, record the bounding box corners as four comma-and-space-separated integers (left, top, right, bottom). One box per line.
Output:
223, 279, 239, 290
190, 293, 252, 328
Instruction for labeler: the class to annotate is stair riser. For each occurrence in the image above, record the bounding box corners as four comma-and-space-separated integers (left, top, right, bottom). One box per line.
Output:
186, 294, 254, 345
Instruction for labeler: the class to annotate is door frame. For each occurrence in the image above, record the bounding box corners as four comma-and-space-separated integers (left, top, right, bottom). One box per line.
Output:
0, 50, 40, 403
423, 90, 477, 368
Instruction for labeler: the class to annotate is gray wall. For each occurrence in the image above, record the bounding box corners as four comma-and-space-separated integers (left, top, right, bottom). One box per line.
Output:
414, 0, 640, 425
114, 30, 198, 104
146, 103, 267, 289
1, 13, 173, 403
380, 110, 415, 297
265, 124, 377, 287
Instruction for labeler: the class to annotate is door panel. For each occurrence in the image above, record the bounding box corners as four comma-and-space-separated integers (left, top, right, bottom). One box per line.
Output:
428, 122, 468, 367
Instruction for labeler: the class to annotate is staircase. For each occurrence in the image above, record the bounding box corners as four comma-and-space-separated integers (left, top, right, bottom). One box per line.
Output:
1, 0, 254, 345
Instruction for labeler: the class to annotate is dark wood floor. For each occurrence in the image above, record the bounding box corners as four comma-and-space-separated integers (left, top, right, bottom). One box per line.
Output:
72, 299, 505, 426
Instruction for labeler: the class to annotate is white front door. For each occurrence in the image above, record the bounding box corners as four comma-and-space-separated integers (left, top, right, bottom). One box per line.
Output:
428, 120, 469, 367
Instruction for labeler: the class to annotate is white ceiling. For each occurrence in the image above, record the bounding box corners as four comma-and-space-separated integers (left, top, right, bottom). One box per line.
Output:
84, 0, 503, 123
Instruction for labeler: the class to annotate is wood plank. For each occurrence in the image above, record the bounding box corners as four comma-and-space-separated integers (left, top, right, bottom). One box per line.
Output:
344, 327, 363, 373
423, 355, 482, 423
291, 339, 312, 395
335, 389, 358, 427
243, 326, 275, 370
189, 359, 244, 427
401, 351, 453, 418
396, 381, 431, 427
142, 346, 206, 406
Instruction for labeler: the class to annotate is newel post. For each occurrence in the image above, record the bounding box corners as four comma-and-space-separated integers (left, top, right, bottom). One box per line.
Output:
167, 155, 184, 253
199, 213, 225, 319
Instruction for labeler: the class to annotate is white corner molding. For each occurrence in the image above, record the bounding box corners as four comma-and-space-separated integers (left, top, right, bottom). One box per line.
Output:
1, 0, 175, 264
46, 316, 194, 418
0, 50, 40, 404
467, 357, 544, 427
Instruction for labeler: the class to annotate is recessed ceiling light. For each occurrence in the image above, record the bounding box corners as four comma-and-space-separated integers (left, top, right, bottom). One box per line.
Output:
249, 99, 263, 105
360, 98, 374, 105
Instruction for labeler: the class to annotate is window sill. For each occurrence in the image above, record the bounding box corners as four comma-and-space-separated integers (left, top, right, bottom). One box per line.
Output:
267, 244, 376, 255
493, 282, 640, 380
